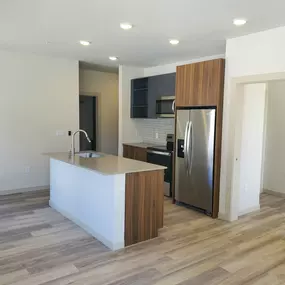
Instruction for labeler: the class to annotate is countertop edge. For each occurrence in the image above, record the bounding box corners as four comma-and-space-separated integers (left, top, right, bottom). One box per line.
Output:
45, 153, 166, 176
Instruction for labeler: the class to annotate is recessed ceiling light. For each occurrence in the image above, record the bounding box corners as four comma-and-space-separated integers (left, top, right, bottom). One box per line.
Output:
79, 40, 91, 46
109, 56, 118, 61
120, 23, 133, 30
169, 39, 179, 45
233, 18, 247, 26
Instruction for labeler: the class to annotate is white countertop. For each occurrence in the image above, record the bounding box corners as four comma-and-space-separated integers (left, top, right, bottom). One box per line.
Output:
45, 152, 166, 175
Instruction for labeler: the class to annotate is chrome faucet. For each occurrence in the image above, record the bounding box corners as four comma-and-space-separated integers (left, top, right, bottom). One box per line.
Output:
71, 129, 91, 156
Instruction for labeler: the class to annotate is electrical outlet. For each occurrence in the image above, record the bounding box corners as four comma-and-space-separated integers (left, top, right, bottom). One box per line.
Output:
155, 132, 159, 139
56, 130, 65, 136
24, 166, 31, 173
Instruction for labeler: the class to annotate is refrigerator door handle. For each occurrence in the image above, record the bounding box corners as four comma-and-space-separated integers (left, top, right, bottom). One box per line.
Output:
184, 121, 190, 172
188, 121, 193, 176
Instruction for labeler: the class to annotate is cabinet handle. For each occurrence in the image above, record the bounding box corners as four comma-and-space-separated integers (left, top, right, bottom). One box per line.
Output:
172, 100, 175, 113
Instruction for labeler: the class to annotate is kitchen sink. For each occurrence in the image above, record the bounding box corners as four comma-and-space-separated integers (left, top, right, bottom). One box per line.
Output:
75, 152, 102, 158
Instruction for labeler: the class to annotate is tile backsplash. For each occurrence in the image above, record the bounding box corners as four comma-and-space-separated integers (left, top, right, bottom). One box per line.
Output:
135, 119, 175, 144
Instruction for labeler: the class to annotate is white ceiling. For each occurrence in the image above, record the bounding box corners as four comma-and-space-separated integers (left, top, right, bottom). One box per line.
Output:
1, 0, 285, 67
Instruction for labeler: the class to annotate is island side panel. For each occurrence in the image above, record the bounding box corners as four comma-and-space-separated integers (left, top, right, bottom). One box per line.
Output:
49, 158, 125, 251
125, 170, 164, 246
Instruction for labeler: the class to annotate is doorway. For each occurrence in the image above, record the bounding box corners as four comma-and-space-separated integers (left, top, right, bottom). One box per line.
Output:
234, 83, 267, 217
262, 81, 285, 197
79, 95, 97, 151
219, 73, 285, 221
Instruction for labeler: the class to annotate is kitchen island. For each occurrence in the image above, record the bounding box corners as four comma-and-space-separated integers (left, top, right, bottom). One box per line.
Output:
46, 152, 165, 250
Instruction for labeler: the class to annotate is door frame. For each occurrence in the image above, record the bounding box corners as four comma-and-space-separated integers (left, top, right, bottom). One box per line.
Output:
220, 72, 285, 221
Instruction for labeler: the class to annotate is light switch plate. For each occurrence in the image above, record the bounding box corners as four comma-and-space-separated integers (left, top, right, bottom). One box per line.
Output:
24, 166, 30, 173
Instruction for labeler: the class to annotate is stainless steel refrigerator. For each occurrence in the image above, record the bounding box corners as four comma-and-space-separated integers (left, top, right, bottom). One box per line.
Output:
175, 107, 216, 215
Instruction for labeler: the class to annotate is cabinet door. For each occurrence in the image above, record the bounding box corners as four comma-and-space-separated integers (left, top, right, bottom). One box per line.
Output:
147, 73, 176, 118
133, 147, 147, 162
147, 76, 158, 118
131, 78, 149, 118
156, 73, 176, 97
175, 59, 225, 107
123, 145, 134, 159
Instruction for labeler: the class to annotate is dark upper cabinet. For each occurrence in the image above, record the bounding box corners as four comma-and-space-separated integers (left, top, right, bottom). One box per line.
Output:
155, 73, 176, 97
131, 73, 176, 118
130, 78, 149, 118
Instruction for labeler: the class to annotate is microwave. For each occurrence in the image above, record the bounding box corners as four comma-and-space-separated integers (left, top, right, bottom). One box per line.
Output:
156, 96, 175, 118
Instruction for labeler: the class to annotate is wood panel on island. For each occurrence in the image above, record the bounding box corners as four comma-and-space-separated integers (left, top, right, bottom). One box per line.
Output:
174, 58, 225, 218
125, 170, 164, 246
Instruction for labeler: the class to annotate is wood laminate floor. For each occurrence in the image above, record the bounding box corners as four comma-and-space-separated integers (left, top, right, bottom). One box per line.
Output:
1, 191, 285, 284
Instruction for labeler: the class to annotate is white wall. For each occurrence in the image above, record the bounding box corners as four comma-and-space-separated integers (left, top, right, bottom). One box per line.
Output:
0, 50, 79, 193
143, 54, 224, 77
221, 26, 285, 219
238, 84, 266, 215
79, 69, 118, 155
118, 66, 144, 155
263, 81, 285, 194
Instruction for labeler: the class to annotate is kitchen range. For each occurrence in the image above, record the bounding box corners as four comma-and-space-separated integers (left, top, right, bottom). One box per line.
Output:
146, 134, 174, 197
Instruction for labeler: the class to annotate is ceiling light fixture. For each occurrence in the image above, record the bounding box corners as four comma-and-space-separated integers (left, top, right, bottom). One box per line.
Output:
109, 56, 118, 61
233, 18, 247, 26
80, 40, 91, 46
120, 23, 133, 30
169, 39, 179, 45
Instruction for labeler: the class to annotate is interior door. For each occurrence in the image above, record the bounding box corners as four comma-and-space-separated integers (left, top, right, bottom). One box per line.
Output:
79, 95, 96, 151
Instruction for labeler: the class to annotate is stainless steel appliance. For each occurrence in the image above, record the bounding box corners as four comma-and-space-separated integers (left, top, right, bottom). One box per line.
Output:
156, 96, 175, 118
166, 134, 174, 151
175, 107, 216, 215
147, 135, 174, 197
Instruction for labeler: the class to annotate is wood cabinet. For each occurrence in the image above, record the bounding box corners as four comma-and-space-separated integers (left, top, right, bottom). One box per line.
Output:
175, 59, 225, 107
123, 144, 134, 159
123, 145, 147, 162
131, 73, 176, 118
133, 147, 147, 162
173, 58, 225, 219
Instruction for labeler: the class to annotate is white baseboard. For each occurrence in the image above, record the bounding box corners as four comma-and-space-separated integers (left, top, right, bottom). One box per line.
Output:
0, 186, 49, 196
263, 189, 285, 198
239, 205, 260, 216
49, 200, 124, 251
218, 212, 239, 222
218, 212, 230, 221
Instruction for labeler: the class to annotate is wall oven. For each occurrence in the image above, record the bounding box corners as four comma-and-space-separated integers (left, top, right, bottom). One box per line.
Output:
156, 96, 175, 118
